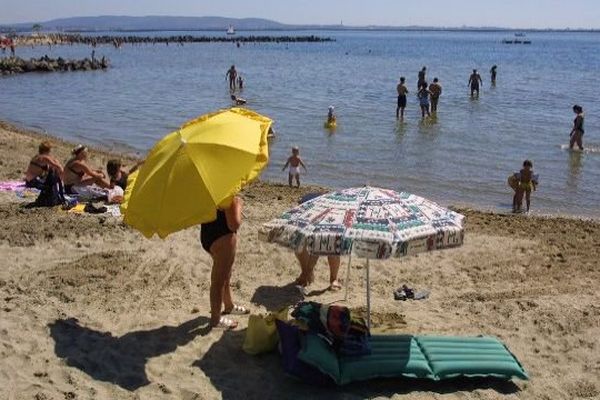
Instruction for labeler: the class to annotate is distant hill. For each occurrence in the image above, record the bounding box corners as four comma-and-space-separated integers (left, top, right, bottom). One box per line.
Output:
1, 16, 293, 32
2, 15, 594, 33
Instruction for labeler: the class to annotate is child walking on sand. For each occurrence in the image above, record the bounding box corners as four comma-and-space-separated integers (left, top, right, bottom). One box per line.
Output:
282, 146, 307, 188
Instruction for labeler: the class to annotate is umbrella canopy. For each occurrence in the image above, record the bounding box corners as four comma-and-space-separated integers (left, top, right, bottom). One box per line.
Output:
123, 107, 271, 238
260, 186, 465, 259
260, 187, 465, 327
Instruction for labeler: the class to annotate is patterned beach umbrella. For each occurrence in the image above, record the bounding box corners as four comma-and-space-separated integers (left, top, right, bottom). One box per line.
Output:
259, 187, 465, 326
260, 187, 465, 259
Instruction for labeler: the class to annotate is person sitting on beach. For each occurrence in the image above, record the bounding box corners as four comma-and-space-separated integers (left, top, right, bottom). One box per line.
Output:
468, 69, 483, 97
106, 159, 143, 190
200, 196, 247, 330
514, 159, 537, 213
327, 105, 337, 124
225, 65, 237, 91
230, 94, 246, 105
417, 82, 431, 118
396, 76, 408, 120
294, 246, 342, 294
24, 140, 64, 189
282, 146, 307, 188
428, 78, 442, 113
63, 145, 110, 195
569, 105, 584, 151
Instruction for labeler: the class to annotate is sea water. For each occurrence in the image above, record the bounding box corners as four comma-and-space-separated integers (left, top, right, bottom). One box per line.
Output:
1, 30, 599, 217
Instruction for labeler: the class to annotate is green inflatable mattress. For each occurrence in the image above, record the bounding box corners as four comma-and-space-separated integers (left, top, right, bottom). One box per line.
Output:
298, 334, 528, 385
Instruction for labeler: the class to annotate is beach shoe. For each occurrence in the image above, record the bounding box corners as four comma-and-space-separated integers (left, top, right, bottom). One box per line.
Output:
222, 304, 250, 315
402, 285, 415, 299
394, 289, 407, 301
414, 290, 431, 300
213, 316, 238, 330
84, 202, 107, 214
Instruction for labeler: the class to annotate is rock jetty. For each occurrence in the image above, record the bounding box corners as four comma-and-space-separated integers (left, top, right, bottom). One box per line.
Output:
0, 55, 110, 75
14, 33, 334, 48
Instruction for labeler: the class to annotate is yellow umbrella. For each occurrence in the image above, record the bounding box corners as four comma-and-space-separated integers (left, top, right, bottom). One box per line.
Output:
122, 107, 271, 238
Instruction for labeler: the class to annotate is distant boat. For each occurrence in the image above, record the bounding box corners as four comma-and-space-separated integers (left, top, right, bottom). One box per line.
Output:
502, 33, 531, 44
226, 25, 235, 35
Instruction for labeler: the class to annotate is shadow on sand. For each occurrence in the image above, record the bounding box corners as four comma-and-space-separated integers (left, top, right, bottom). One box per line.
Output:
48, 316, 211, 391
251, 282, 304, 311
194, 330, 521, 400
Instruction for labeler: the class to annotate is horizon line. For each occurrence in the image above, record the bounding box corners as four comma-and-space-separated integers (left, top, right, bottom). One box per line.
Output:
1, 15, 599, 31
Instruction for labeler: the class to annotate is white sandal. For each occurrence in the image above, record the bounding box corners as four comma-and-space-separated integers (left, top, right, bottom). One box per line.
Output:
212, 316, 238, 330
222, 304, 250, 315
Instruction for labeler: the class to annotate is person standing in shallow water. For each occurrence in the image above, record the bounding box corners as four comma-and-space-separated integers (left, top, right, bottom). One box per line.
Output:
417, 82, 431, 119
569, 105, 585, 151
490, 65, 497, 85
417, 66, 427, 89
468, 69, 483, 97
429, 78, 442, 113
396, 77, 408, 120
225, 65, 237, 91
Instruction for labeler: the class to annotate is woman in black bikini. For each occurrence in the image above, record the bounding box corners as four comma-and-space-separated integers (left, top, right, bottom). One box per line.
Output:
24, 141, 64, 189
200, 196, 245, 329
63, 145, 110, 194
569, 105, 584, 151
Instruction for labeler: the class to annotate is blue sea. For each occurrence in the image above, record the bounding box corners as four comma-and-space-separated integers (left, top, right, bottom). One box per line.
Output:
1, 30, 599, 217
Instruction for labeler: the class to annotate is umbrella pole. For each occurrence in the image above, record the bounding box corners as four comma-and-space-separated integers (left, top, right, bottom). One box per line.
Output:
366, 258, 371, 329
344, 253, 352, 302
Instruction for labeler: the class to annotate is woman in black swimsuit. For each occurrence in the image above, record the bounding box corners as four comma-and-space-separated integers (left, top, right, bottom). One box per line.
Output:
200, 196, 245, 330
569, 105, 584, 151
24, 141, 64, 189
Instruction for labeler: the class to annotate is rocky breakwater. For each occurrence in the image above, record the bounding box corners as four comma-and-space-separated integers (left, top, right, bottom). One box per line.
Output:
0, 55, 109, 75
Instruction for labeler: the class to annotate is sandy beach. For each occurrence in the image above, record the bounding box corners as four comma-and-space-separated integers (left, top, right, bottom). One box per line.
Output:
0, 120, 599, 399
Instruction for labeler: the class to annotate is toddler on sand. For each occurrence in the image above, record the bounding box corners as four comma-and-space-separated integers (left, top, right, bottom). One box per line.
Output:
282, 146, 307, 188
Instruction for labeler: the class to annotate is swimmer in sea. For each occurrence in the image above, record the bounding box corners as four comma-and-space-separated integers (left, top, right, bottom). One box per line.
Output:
569, 105, 584, 151
468, 69, 483, 97
327, 106, 336, 124
417, 66, 427, 89
428, 78, 442, 113
225, 65, 237, 91
490, 65, 497, 85
396, 77, 408, 120
282, 146, 307, 188
417, 82, 431, 119
230, 94, 246, 105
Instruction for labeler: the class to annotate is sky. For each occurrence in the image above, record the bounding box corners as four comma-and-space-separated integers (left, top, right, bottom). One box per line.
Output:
1, 0, 600, 29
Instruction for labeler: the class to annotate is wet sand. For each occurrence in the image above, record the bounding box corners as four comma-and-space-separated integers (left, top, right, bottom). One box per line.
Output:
0, 120, 599, 399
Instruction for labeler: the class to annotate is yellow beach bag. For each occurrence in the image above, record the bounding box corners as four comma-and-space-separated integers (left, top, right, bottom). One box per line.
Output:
243, 307, 289, 355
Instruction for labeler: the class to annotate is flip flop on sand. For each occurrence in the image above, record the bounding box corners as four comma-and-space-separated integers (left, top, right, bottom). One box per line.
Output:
222, 304, 250, 315
414, 290, 431, 300
212, 316, 238, 330
394, 285, 430, 301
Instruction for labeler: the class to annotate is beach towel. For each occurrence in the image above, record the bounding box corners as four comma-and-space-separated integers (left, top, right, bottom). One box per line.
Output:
0, 180, 26, 191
